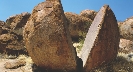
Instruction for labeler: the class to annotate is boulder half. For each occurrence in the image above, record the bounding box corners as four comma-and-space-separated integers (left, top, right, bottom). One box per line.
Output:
81, 5, 120, 71
23, 0, 77, 72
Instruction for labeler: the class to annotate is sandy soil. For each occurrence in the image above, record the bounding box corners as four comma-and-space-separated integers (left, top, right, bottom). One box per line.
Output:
0, 54, 33, 72
0, 52, 133, 72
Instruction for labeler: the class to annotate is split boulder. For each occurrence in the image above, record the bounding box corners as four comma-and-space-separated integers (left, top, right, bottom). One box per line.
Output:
23, 0, 77, 72
81, 5, 120, 71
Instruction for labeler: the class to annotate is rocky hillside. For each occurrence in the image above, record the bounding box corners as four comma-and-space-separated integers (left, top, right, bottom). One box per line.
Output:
0, 0, 133, 72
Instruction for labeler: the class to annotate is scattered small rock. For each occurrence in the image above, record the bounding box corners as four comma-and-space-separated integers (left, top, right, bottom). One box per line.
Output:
4, 59, 26, 69
119, 38, 133, 54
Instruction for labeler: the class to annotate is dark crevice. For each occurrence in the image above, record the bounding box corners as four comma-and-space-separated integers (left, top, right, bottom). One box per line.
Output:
2, 30, 8, 34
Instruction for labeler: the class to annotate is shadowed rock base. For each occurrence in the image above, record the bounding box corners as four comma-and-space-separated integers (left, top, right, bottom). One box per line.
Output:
32, 57, 83, 72
76, 57, 83, 72
32, 64, 77, 72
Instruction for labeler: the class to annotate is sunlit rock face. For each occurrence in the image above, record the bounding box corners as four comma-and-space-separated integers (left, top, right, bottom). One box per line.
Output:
118, 17, 133, 41
119, 38, 133, 54
23, 0, 77, 72
81, 5, 120, 71
80, 9, 97, 20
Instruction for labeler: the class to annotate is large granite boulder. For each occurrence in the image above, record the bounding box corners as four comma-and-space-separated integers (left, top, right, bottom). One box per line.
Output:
23, 0, 77, 72
118, 17, 133, 41
65, 12, 92, 42
81, 5, 120, 71
80, 9, 97, 20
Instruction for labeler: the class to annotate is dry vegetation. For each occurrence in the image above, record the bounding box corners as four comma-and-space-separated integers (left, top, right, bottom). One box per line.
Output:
0, 42, 133, 72
90, 53, 133, 72
74, 42, 133, 72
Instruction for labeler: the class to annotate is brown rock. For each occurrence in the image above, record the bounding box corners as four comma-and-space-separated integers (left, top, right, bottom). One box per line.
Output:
0, 33, 21, 55
81, 5, 120, 71
6, 12, 30, 35
118, 16, 133, 40
65, 12, 92, 42
0, 43, 6, 53
0, 20, 5, 34
0, 21, 8, 53
119, 38, 133, 54
23, 0, 77, 72
4, 59, 26, 69
0, 33, 28, 55
0, 12, 31, 55
80, 9, 97, 20
0, 13, 30, 55
0, 34, 16, 43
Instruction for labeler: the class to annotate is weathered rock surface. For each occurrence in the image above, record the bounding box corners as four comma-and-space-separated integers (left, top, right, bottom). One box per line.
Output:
5, 12, 30, 51
81, 5, 120, 71
0, 20, 5, 33
0, 13, 30, 55
80, 9, 97, 20
65, 12, 92, 42
0, 21, 6, 53
4, 59, 26, 69
118, 17, 133, 41
119, 38, 133, 54
23, 0, 77, 72
6, 12, 30, 35
0, 55, 33, 72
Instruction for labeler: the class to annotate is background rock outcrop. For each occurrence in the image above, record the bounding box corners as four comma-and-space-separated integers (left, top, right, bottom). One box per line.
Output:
5, 12, 30, 51
119, 38, 133, 54
0, 12, 30, 55
65, 12, 92, 42
81, 5, 120, 71
80, 9, 97, 20
23, 0, 77, 72
0, 20, 9, 53
118, 16, 133, 41
6, 12, 30, 35
0, 21, 5, 34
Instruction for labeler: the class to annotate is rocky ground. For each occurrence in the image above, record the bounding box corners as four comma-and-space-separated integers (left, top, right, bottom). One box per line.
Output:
1, 37, 133, 72
0, 44, 133, 72
0, 54, 32, 72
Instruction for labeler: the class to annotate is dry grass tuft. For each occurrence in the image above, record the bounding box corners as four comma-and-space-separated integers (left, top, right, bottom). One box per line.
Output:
90, 53, 133, 72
